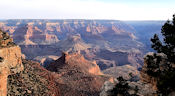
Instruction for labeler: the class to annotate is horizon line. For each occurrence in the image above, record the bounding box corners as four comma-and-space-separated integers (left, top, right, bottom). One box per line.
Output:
0, 19, 168, 21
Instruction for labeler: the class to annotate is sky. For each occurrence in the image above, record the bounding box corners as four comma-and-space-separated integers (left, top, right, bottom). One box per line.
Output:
0, 0, 174, 20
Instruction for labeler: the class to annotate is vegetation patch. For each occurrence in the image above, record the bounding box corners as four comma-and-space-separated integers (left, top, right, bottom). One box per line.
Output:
0, 57, 4, 62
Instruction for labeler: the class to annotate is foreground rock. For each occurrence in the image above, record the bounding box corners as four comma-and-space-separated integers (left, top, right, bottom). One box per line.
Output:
1, 29, 60, 96
0, 29, 23, 96
140, 52, 175, 95
7, 60, 60, 96
100, 80, 157, 96
140, 52, 165, 90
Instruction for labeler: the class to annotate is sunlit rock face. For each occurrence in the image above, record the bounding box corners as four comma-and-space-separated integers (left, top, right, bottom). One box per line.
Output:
0, 30, 23, 96
12, 24, 59, 45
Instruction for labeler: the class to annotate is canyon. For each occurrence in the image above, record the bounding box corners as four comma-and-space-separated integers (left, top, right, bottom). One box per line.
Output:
0, 20, 164, 95
0, 20, 164, 71
0, 29, 110, 96
0, 20, 152, 69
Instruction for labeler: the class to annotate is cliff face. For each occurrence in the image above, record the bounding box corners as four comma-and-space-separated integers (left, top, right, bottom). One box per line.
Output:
95, 49, 143, 69
13, 24, 59, 45
0, 46, 23, 74
19, 45, 62, 60
0, 30, 23, 96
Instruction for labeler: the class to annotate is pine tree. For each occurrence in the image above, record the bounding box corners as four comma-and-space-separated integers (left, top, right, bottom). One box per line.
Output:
110, 76, 130, 96
151, 14, 175, 63
150, 14, 175, 95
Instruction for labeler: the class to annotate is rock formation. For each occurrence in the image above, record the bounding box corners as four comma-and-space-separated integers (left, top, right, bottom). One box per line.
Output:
19, 45, 62, 60
95, 49, 143, 69
0, 29, 23, 96
0, 29, 60, 96
100, 77, 157, 96
33, 55, 59, 67
0, 29, 14, 47
47, 52, 102, 75
140, 52, 175, 93
46, 52, 110, 96
12, 24, 59, 45
56, 34, 91, 53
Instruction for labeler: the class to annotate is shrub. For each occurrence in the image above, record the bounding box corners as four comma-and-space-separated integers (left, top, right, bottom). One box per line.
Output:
0, 57, 4, 62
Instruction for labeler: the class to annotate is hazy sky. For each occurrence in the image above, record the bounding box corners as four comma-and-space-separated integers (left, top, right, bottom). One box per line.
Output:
0, 0, 174, 20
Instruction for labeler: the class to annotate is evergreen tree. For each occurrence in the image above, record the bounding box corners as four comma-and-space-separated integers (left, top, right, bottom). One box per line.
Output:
151, 14, 175, 63
110, 76, 130, 96
110, 76, 139, 96
150, 14, 175, 95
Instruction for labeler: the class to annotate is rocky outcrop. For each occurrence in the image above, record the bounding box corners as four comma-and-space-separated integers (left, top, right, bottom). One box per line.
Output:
140, 52, 168, 90
140, 52, 175, 96
47, 52, 102, 75
0, 29, 23, 96
100, 79, 157, 96
100, 81, 116, 96
0, 29, 14, 47
46, 52, 109, 96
